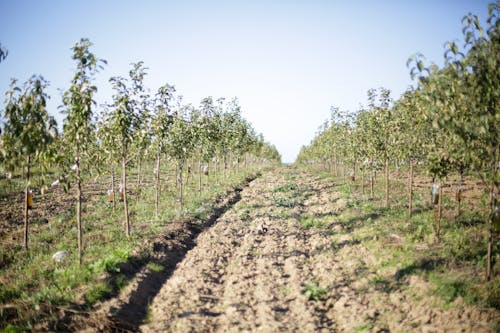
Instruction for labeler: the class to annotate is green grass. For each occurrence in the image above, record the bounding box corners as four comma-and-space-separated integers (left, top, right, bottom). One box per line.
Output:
299, 215, 325, 229
146, 262, 165, 272
273, 196, 300, 208
273, 182, 298, 193
354, 323, 374, 331
85, 282, 113, 305
354, 323, 374, 332
238, 210, 251, 221
269, 209, 291, 220
306, 164, 499, 311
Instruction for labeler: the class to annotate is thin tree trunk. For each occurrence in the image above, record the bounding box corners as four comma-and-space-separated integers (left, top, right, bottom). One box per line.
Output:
155, 148, 161, 218
361, 168, 365, 195
333, 152, 337, 176
408, 160, 414, 218
370, 171, 374, 199
436, 184, 443, 241
76, 153, 83, 265
179, 165, 184, 211
385, 158, 389, 208
198, 156, 202, 196
215, 159, 219, 184
23, 155, 30, 250
353, 160, 357, 184
223, 153, 227, 179
206, 161, 210, 188
111, 166, 116, 211
122, 148, 130, 237
457, 172, 463, 218
175, 164, 179, 189
137, 154, 142, 193
486, 183, 494, 281
188, 159, 193, 186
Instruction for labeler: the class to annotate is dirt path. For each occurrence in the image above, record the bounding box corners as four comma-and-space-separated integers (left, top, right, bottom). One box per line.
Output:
94, 167, 496, 332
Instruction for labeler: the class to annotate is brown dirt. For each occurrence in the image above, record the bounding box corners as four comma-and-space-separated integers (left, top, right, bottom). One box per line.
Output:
74, 168, 497, 332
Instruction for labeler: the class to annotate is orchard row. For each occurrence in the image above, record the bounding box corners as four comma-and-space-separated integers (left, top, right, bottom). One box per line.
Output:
0, 38, 281, 262
296, 3, 498, 280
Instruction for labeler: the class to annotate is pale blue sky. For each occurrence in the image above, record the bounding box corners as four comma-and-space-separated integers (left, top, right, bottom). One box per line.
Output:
0, 0, 491, 163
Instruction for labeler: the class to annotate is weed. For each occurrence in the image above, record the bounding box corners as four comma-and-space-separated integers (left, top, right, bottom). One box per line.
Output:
370, 275, 394, 293
273, 183, 298, 193
274, 196, 299, 208
300, 215, 325, 229
354, 323, 374, 331
146, 262, 164, 272
429, 275, 480, 305
302, 281, 327, 301
88, 248, 132, 274
2, 324, 25, 333
0, 286, 21, 303
114, 274, 129, 290
85, 282, 113, 305
239, 211, 251, 221
144, 301, 154, 324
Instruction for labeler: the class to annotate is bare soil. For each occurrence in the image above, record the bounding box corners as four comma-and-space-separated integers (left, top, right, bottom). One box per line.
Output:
72, 167, 498, 332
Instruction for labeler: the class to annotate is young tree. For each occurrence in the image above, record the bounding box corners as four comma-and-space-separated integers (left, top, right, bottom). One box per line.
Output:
168, 102, 195, 210
62, 38, 106, 262
371, 88, 393, 208
128, 62, 151, 192
151, 83, 175, 217
199, 97, 220, 185
107, 75, 136, 237
97, 105, 120, 210
432, 6, 499, 279
459, 6, 499, 280
1, 76, 56, 249
392, 88, 429, 217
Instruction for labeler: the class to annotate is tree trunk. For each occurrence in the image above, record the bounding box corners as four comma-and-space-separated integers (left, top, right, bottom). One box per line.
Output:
333, 152, 337, 177
385, 158, 389, 208
198, 156, 202, 196
23, 155, 31, 250
137, 154, 142, 193
155, 148, 161, 218
408, 160, 414, 218
224, 153, 227, 179
486, 184, 494, 281
361, 169, 365, 195
215, 159, 219, 184
122, 148, 130, 237
370, 171, 374, 199
76, 153, 83, 264
457, 172, 464, 218
353, 160, 357, 184
206, 161, 210, 188
175, 164, 179, 189
179, 165, 184, 211
436, 184, 443, 241
111, 166, 116, 211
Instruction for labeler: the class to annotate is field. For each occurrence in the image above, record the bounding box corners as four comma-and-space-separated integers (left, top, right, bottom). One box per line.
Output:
1, 164, 498, 332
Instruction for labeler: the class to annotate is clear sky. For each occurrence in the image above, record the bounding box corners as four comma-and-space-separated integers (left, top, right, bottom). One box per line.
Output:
0, 0, 492, 163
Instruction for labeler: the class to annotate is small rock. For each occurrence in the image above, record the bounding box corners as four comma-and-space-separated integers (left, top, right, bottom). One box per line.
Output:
52, 250, 69, 263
